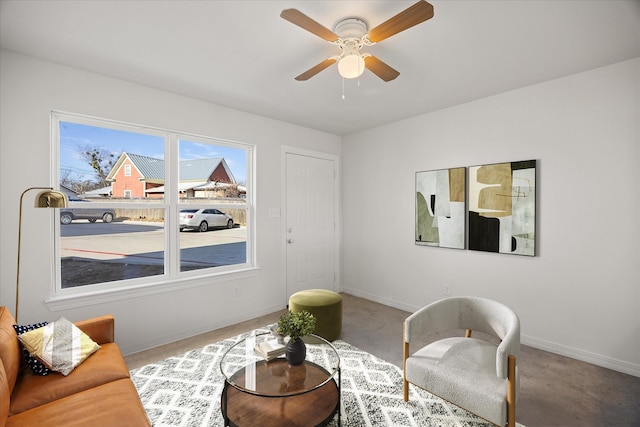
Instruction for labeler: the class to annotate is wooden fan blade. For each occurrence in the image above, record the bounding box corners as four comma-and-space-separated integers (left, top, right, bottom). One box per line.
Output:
364, 56, 400, 82
295, 58, 338, 81
281, 9, 339, 42
367, 0, 434, 43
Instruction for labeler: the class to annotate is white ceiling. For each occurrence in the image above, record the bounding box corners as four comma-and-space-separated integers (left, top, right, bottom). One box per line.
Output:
1, 1, 639, 136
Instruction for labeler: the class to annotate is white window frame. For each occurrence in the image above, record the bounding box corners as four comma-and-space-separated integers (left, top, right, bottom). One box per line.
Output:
124, 164, 131, 176
46, 111, 256, 311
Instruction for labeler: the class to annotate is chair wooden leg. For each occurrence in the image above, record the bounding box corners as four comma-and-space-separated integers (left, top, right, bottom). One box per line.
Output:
403, 340, 409, 401
507, 354, 516, 427
465, 329, 472, 337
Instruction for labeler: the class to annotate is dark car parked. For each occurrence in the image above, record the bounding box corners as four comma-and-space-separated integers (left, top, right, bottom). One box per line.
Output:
60, 208, 116, 224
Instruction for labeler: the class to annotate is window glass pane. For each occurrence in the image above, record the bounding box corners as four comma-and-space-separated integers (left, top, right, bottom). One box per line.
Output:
59, 121, 166, 287
60, 209, 165, 287
60, 121, 164, 199
179, 208, 247, 271
178, 139, 247, 200
178, 139, 247, 272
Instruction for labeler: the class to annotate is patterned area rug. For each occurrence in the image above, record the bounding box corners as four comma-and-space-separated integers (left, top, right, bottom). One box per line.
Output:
131, 327, 522, 427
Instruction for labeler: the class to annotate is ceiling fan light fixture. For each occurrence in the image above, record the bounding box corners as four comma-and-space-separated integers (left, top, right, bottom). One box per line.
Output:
338, 53, 365, 79
281, 1, 434, 82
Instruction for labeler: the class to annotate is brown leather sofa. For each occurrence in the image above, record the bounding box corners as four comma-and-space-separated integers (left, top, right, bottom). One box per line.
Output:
0, 306, 150, 426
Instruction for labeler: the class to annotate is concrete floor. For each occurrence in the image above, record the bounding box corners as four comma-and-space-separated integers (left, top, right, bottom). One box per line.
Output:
124, 293, 640, 426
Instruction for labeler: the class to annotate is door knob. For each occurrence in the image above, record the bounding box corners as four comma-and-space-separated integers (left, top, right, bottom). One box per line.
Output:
288, 239, 294, 243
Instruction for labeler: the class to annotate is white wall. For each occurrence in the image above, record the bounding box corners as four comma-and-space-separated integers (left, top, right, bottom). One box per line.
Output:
0, 50, 341, 355
342, 58, 640, 376
2, 48, 638, 377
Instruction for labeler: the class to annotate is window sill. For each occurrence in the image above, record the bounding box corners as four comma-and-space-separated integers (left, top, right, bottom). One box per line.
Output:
45, 267, 259, 311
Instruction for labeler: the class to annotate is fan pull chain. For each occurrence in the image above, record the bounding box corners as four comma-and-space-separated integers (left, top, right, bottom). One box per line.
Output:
342, 78, 346, 100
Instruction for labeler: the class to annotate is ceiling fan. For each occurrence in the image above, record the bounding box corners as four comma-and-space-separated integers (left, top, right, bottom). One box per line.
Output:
280, 0, 434, 82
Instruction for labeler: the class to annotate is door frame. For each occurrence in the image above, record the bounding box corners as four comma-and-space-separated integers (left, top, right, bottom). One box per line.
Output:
281, 145, 341, 305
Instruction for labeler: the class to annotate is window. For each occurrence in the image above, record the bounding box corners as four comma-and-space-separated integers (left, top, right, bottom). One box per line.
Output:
55, 112, 254, 296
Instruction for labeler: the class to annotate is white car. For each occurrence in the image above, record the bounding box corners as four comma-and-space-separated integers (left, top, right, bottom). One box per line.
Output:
179, 209, 234, 232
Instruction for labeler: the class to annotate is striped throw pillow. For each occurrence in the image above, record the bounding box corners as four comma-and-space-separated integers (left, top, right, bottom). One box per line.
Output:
17, 316, 100, 376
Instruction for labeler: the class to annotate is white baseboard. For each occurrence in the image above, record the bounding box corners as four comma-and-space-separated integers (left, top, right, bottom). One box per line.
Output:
521, 334, 640, 378
341, 287, 421, 313
341, 287, 640, 378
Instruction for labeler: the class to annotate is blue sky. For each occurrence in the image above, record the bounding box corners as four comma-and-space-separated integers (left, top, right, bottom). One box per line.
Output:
59, 121, 247, 185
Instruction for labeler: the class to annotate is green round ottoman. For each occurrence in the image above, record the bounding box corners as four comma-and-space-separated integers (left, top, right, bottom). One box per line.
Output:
289, 289, 342, 342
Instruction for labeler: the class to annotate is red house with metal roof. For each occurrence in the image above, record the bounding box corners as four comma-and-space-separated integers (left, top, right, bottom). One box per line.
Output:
106, 153, 236, 198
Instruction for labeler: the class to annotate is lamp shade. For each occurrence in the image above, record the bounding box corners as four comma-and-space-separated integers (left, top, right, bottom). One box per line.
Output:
338, 54, 365, 79
16, 187, 69, 322
35, 190, 68, 208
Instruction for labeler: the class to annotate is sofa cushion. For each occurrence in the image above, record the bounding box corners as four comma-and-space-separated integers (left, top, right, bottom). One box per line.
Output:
1, 360, 10, 427
6, 378, 150, 427
17, 317, 100, 376
9, 342, 130, 416
13, 323, 51, 376
0, 307, 22, 393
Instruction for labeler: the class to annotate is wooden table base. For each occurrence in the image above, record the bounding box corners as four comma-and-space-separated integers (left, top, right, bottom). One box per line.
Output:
221, 360, 340, 427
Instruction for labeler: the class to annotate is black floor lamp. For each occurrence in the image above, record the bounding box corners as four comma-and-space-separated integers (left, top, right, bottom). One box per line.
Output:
16, 187, 68, 322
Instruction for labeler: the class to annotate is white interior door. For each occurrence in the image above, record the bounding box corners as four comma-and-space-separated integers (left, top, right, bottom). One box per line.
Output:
285, 152, 337, 301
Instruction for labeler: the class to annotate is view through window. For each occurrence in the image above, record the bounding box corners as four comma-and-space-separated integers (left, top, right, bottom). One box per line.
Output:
56, 113, 252, 291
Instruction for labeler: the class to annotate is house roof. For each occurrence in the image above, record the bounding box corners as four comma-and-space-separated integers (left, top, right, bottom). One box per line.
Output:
60, 184, 77, 197
145, 182, 207, 194
125, 153, 165, 180
180, 157, 229, 181
146, 181, 246, 194
83, 185, 113, 196
107, 153, 235, 183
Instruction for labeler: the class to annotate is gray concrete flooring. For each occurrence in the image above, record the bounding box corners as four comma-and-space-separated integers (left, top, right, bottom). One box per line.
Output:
124, 293, 640, 426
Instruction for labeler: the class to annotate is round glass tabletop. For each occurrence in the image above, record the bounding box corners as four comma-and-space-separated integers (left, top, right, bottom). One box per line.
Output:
220, 331, 340, 397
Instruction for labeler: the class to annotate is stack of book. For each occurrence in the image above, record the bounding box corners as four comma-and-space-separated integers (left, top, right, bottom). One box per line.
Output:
254, 338, 286, 361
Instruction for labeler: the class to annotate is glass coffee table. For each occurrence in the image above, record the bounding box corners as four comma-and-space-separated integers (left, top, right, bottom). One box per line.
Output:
220, 331, 341, 427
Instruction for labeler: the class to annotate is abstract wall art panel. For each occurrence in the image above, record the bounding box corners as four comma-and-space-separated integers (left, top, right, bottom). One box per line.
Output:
468, 160, 536, 256
416, 167, 466, 249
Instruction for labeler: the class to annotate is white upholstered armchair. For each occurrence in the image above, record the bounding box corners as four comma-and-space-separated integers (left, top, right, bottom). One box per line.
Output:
403, 296, 520, 427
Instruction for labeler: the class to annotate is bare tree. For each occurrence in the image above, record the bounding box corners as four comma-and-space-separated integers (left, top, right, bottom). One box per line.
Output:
78, 146, 120, 188
60, 169, 91, 195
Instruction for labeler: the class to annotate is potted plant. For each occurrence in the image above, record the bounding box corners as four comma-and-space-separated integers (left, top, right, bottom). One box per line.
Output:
277, 310, 316, 365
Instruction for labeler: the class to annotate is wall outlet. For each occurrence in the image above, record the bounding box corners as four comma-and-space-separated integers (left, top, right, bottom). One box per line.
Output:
443, 284, 451, 296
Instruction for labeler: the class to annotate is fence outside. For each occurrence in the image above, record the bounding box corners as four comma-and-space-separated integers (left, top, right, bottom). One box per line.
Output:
83, 198, 247, 226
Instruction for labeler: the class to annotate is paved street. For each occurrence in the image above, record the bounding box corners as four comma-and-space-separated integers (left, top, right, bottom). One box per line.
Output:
61, 220, 246, 267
